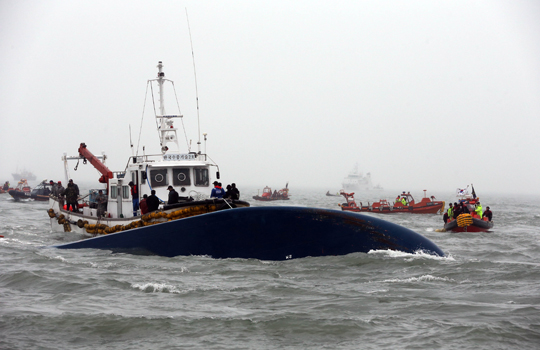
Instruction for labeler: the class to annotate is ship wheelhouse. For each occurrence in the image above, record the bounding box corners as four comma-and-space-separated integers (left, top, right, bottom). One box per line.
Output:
123, 152, 215, 209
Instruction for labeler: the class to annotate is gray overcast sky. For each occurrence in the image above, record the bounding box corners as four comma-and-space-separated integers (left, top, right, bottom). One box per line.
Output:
1, 0, 539, 194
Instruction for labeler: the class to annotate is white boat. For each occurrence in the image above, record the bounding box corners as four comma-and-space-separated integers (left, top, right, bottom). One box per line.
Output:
48, 61, 249, 235
341, 163, 375, 191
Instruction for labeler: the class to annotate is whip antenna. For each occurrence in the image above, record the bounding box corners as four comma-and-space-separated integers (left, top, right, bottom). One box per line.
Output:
185, 8, 202, 154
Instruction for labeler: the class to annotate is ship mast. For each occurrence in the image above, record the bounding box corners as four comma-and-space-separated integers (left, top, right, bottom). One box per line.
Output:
155, 61, 181, 154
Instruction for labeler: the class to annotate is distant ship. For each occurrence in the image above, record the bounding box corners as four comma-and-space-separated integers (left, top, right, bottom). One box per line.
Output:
341, 163, 380, 191
12, 169, 36, 181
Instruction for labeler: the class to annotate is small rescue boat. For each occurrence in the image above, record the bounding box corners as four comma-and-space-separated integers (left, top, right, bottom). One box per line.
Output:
443, 213, 493, 232
8, 179, 32, 200
30, 180, 53, 201
1, 181, 14, 194
253, 184, 290, 201
440, 185, 493, 232
326, 191, 340, 197
339, 190, 445, 214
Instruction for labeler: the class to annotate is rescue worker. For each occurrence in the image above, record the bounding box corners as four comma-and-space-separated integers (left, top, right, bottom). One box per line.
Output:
453, 202, 462, 218
447, 203, 453, 219
63, 179, 79, 212
50, 180, 57, 197
96, 189, 107, 217
128, 181, 139, 216
223, 184, 232, 199
484, 206, 493, 221
147, 190, 160, 212
57, 181, 65, 207
167, 185, 179, 204
474, 201, 483, 219
139, 194, 149, 214
230, 183, 240, 200
210, 181, 225, 198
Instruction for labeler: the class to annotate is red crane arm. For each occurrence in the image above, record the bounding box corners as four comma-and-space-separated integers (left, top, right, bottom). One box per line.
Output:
78, 143, 114, 183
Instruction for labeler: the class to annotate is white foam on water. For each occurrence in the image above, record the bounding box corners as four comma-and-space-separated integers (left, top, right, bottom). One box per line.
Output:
131, 282, 184, 294
368, 249, 454, 261
383, 274, 454, 283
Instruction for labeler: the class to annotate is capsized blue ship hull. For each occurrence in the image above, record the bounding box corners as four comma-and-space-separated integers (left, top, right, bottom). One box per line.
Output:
53, 207, 444, 259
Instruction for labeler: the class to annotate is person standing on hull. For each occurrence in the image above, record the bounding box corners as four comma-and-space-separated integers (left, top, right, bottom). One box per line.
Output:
167, 186, 179, 204
210, 181, 225, 198
147, 190, 160, 212
128, 181, 139, 216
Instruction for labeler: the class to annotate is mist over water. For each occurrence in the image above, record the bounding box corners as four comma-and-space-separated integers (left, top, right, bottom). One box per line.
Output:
1, 188, 539, 349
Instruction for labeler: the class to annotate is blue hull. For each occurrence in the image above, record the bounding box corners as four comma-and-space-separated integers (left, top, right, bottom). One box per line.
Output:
53, 207, 444, 259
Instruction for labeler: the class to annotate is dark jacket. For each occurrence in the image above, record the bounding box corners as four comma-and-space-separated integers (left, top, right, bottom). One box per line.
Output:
229, 187, 240, 200
168, 189, 179, 204
147, 194, 160, 212
64, 183, 79, 202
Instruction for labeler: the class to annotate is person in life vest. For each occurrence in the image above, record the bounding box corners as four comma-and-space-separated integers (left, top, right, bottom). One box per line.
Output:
128, 181, 139, 216
395, 196, 401, 205
452, 202, 462, 218
474, 201, 483, 219
210, 181, 225, 198
447, 203, 453, 220
401, 197, 407, 206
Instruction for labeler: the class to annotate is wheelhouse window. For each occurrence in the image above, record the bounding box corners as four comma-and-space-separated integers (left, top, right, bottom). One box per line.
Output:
150, 169, 168, 188
110, 185, 117, 199
122, 185, 130, 199
173, 168, 191, 186
194, 168, 209, 187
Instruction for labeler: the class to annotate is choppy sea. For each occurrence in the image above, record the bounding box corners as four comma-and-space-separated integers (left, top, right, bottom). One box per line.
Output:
1, 187, 539, 349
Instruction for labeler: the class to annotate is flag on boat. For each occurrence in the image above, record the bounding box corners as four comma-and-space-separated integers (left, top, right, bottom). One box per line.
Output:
471, 184, 477, 199
456, 187, 469, 196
